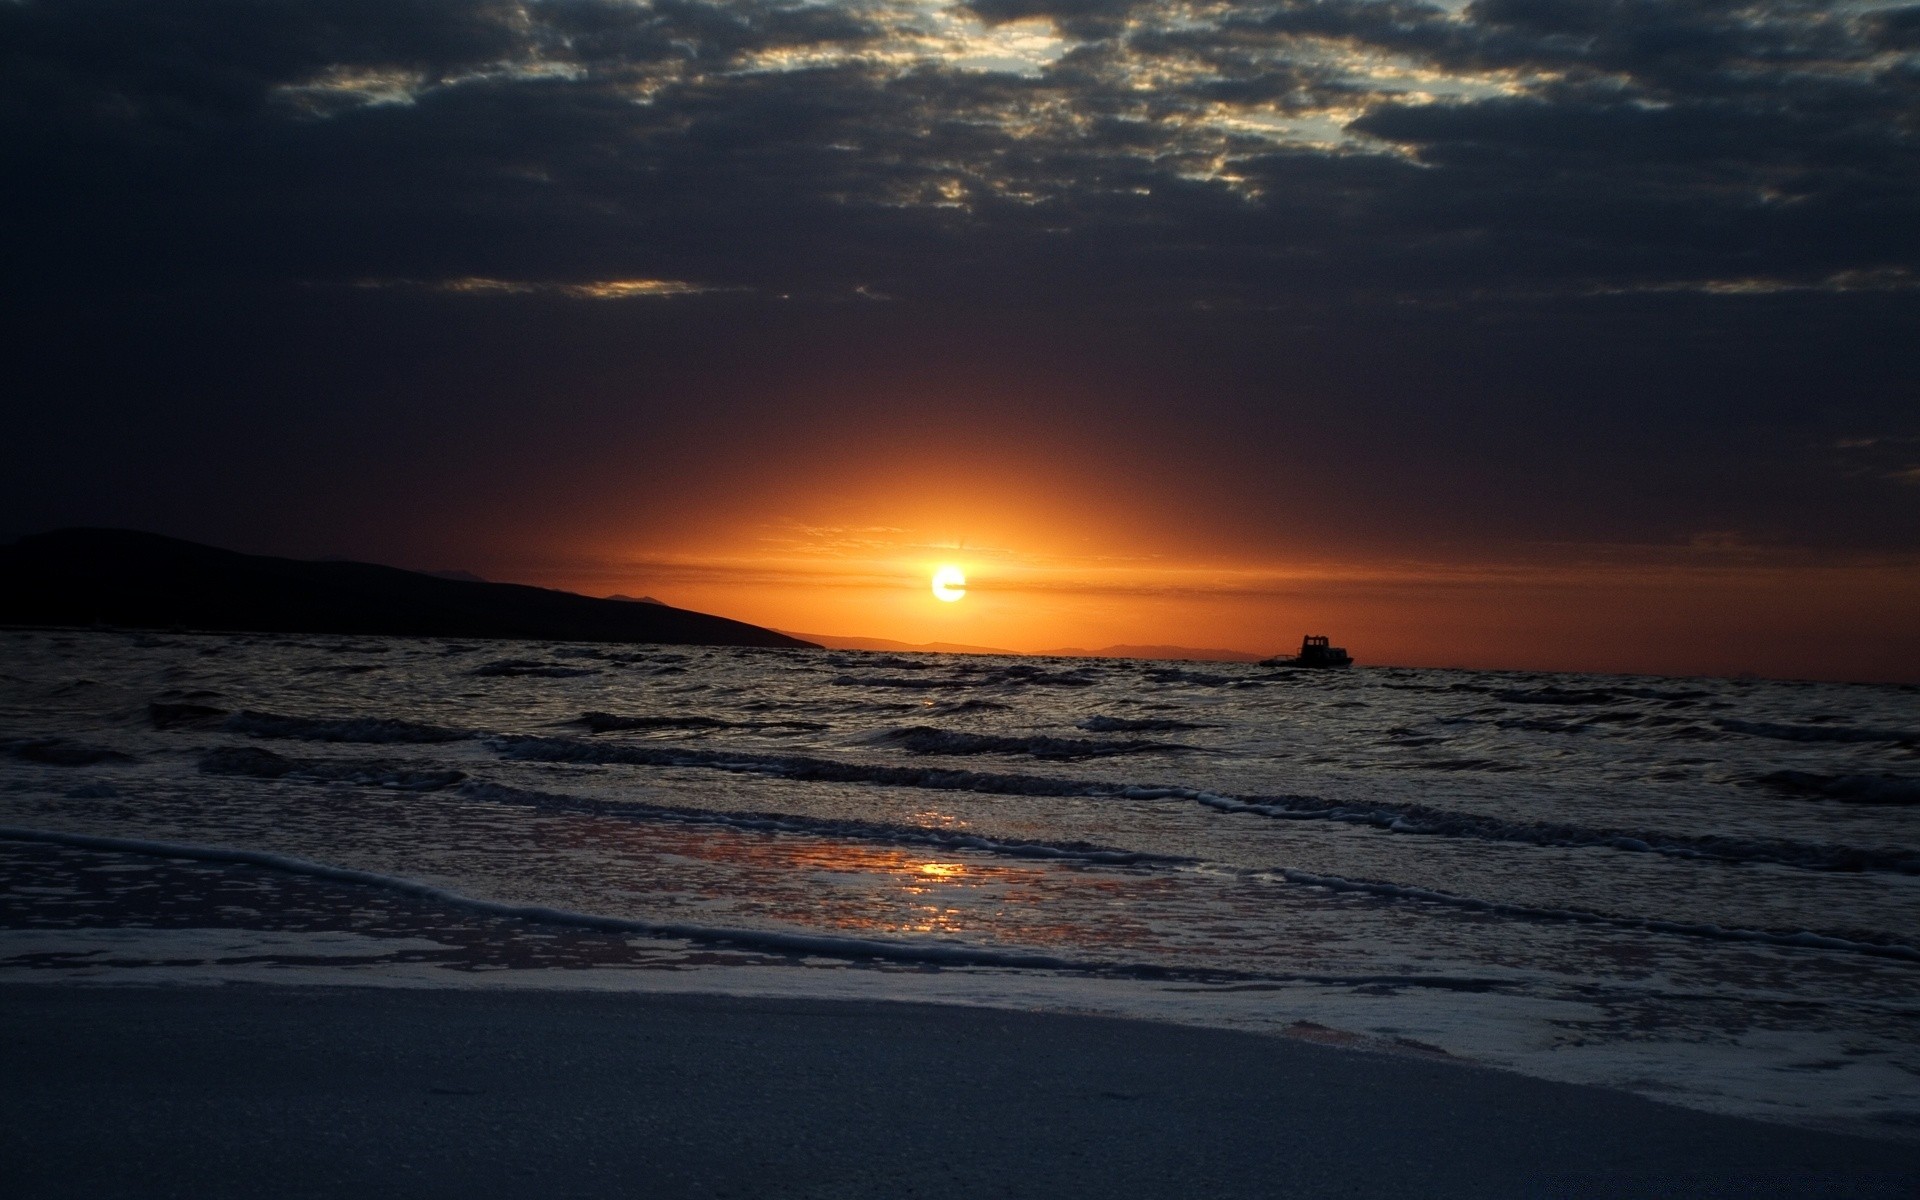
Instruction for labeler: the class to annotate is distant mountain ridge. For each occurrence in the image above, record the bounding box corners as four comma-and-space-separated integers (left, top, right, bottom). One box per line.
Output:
0, 529, 815, 650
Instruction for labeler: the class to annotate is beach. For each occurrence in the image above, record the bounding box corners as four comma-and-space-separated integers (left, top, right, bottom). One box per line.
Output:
6, 981, 1917, 1198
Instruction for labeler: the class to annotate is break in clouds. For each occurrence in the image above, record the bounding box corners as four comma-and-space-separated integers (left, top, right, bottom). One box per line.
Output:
5, 0, 1918, 305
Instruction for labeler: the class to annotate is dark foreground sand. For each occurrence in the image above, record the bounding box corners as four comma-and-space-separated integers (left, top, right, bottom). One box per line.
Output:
3, 983, 1915, 1199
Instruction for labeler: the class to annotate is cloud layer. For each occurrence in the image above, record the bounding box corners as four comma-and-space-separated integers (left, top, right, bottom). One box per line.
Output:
5, 0, 1916, 303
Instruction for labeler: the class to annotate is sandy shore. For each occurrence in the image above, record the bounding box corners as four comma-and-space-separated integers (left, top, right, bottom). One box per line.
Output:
3, 982, 1915, 1198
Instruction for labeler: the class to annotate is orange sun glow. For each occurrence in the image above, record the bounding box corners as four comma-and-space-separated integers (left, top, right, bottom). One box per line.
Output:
931, 565, 966, 602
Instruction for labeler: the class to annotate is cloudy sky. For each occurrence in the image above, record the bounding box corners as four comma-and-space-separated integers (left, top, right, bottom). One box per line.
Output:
4, 0, 1917, 676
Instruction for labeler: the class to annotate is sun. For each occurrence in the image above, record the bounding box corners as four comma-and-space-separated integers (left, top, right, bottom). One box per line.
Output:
931, 565, 967, 602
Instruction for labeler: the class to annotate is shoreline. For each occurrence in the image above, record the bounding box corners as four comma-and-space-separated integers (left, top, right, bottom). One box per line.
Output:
4, 824, 1918, 1145
3, 981, 1916, 1198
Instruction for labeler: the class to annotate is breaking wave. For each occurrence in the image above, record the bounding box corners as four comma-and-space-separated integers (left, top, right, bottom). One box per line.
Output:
455, 781, 1178, 865
876, 725, 1190, 760
487, 735, 1920, 876
5, 823, 1911, 971
0, 826, 1088, 973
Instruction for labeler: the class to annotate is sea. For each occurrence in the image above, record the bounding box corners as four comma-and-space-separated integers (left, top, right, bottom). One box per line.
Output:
2, 628, 1916, 1138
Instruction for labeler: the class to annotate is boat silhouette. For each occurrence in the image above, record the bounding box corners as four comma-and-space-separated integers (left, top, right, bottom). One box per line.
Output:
1263, 635, 1353, 668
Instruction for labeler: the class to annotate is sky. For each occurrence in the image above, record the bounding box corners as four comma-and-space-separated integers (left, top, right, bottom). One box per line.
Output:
3, 0, 1917, 680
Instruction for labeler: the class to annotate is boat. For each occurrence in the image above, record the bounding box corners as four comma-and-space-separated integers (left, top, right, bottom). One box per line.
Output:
1263, 635, 1353, 668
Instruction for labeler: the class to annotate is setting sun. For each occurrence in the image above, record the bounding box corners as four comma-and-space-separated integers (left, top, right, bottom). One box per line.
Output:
931, 565, 966, 602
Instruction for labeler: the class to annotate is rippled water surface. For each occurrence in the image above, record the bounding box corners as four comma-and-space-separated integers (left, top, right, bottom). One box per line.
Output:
2, 629, 1916, 1136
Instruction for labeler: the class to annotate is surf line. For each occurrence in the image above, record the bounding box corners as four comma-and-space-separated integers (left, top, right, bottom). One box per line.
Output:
1238, 865, 1920, 965
453, 777, 1920, 966
0, 825, 1094, 970
0, 824, 1199, 978
487, 735, 1920, 877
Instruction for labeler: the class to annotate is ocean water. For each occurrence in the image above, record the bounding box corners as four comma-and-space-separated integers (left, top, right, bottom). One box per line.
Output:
2, 628, 1916, 1137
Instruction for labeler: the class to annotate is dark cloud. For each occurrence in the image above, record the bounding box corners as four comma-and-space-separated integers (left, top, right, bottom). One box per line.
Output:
3, 0, 1914, 302
544, 0, 886, 64
1, 0, 1915, 568
966, 0, 1144, 39
1871, 5, 1920, 49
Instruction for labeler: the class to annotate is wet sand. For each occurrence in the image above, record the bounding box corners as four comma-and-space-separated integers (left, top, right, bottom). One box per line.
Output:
2, 983, 1915, 1198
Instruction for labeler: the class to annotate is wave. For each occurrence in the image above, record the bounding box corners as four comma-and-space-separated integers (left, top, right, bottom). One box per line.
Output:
1748, 771, 1920, 806
1492, 717, 1585, 734
198, 745, 467, 791
454, 780, 1919, 961
1398, 757, 1525, 773
1491, 712, 1652, 735
490, 735, 1107, 797
223, 710, 470, 743
1491, 686, 1627, 706
1189, 791, 1920, 876
1079, 715, 1211, 732
1260, 866, 1920, 963
1443, 712, 1729, 741
876, 725, 1189, 761
471, 659, 600, 678
487, 735, 1920, 876
973, 664, 1101, 687
6, 823, 1912, 972
927, 699, 1013, 715
0, 825, 1085, 973
830, 674, 967, 690
1, 736, 133, 766
304, 662, 384, 676
1492, 685, 1713, 707
579, 712, 733, 732
1142, 667, 1242, 687
427, 780, 1920, 961
148, 701, 230, 729
1716, 718, 1917, 747
578, 711, 828, 734
455, 781, 1179, 865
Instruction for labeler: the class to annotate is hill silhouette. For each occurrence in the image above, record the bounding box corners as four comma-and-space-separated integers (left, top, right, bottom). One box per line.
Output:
0, 529, 814, 650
